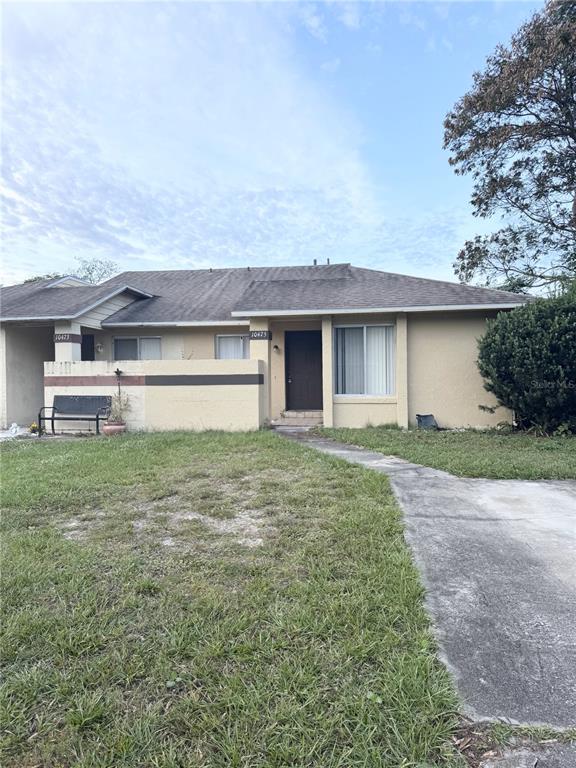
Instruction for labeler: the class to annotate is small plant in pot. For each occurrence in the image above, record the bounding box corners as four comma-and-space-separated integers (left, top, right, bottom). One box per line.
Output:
103, 368, 130, 436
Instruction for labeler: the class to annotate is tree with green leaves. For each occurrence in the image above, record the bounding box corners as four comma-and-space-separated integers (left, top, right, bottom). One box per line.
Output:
477, 286, 576, 433
444, 0, 576, 292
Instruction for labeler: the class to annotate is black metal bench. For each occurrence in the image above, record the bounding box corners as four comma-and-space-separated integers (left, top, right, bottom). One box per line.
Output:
38, 395, 112, 435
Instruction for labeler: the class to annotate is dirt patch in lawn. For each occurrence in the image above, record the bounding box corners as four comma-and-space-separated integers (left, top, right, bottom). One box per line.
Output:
55, 467, 297, 550
133, 497, 274, 549
59, 509, 107, 541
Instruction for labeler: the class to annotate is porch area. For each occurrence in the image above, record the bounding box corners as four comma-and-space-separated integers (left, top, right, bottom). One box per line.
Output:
253, 315, 407, 430
2, 312, 409, 432
4, 308, 504, 433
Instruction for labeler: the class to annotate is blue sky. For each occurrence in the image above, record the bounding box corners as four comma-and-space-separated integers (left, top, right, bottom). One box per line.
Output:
1, 1, 542, 285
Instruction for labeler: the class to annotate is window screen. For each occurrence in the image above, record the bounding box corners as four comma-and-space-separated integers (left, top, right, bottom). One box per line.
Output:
114, 338, 138, 360
216, 335, 249, 359
139, 337, 161, 360
335, 327, 364, 394
334, 326, 395, 395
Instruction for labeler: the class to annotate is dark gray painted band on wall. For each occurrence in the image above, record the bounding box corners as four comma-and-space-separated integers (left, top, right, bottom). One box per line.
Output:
144, 374, 264, 386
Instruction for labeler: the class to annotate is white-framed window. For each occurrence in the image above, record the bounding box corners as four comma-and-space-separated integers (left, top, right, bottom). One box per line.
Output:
113, 337, 162, 361
334, 325, 395, 395
215, 334, 250, 360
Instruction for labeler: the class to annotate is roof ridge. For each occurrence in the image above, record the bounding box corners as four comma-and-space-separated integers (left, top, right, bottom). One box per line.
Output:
248, 275, 350, 285
109, 263, 350, 279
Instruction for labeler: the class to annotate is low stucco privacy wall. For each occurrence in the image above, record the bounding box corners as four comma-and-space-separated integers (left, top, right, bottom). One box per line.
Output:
44, 359, 265, 432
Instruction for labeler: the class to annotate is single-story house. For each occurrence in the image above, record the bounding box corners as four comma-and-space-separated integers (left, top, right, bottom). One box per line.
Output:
0, 263, 527, 431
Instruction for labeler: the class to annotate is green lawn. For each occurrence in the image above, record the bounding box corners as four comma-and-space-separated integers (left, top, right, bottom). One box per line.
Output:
319, 427, 576, 480
0, 432, 459, 768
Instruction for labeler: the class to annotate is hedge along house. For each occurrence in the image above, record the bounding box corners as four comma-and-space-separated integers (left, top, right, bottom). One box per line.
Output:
0, 264, 527, 432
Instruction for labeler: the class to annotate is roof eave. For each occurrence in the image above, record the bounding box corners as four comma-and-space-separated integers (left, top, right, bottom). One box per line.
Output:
231, 302, 527, 318
101, 320, 249, 328
0, 314, 77, 322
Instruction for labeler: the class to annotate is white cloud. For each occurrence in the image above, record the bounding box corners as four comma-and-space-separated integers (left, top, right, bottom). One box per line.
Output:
366, 41, 383, 57
398, 7, 427, 32
0, 1, 488, 288
441, 36, 454, 52
1, 2, 384, 282
296, 4, 327, 42
337, 3, 361, 30
321, 57, 341, 73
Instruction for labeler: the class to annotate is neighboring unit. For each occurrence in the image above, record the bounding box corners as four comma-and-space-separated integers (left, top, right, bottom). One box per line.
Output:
0, 264, 527, 431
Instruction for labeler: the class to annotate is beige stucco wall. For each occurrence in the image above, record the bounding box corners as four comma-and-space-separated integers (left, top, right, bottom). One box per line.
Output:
0, 324, 54, 427
145, 380, 259, 431
44, 359, 264, 432
321, 317, 334, 427
183, 327, 249, 360
88, 326, 249, 363
407, 311, 508, 428
91, 328, 186, 362
332, 398, 398, 427
0, 327, 6, 429
318, 310, 507, 429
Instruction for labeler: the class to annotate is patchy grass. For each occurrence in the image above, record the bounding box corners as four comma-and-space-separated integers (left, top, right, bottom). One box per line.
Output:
0, 431, 459, 768
319, 426, 576, 480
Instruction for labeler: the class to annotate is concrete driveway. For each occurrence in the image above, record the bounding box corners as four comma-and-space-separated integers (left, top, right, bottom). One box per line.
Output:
282, 431, 576, 729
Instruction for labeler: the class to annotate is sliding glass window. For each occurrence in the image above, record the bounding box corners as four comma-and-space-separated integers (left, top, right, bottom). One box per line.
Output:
334, 325, 395, 395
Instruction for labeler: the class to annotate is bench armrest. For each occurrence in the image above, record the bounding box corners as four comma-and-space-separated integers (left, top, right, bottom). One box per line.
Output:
37, 405, 56, 437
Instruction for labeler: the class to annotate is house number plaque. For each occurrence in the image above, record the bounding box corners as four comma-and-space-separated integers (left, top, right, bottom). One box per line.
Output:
249, 330, 272, 341
54, 333, 82, 343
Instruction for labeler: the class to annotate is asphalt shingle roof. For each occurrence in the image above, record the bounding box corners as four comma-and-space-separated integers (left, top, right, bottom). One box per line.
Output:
1, 264, 528, 324
230, 267, 529, 314
101, 265, 353, 324
0, 278, 150, 320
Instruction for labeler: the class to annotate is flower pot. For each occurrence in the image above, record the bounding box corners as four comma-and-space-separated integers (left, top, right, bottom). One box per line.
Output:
102, 422, 126, 436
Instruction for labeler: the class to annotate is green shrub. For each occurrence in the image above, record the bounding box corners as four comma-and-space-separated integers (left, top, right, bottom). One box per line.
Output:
477, 289, 576, 433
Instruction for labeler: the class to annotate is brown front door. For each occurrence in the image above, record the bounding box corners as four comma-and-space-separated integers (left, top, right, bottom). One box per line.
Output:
285, 331, 323, 410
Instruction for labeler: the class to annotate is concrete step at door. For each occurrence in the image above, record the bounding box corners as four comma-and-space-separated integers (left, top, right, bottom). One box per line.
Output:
271, 410, 323, 428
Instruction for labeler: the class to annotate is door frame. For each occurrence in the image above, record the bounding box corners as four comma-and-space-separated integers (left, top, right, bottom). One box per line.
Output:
284, 329, 323, 411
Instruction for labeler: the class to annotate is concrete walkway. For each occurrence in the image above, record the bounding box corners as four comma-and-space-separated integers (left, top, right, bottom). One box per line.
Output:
279, 430, 576, 735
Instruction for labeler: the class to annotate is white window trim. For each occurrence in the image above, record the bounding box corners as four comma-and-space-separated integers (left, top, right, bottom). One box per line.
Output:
215, 333, 250, 359
113, 336, 162, 361
333, 323, 396, 397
